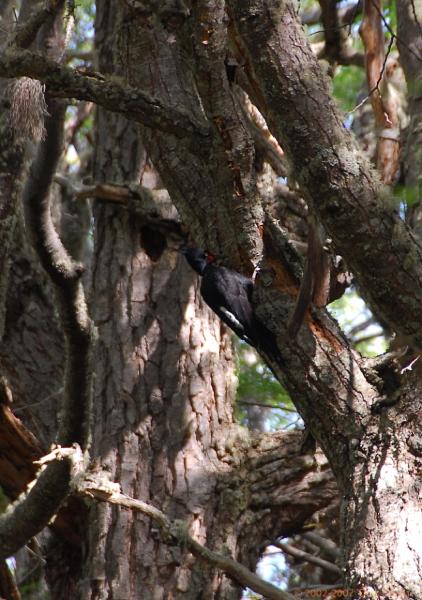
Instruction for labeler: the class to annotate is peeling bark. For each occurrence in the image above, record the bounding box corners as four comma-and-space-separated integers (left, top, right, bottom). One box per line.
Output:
360, 0, 401, 184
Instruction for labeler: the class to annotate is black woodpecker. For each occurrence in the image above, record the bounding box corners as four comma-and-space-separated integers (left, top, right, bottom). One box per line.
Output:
182, 247, 281, 361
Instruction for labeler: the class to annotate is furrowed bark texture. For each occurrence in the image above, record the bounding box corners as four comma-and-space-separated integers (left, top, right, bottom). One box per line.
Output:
64, 4, 339, 599
0, 215, 65, 447
81, 7, 236, 596
339, 373, 422, 597
0, 0, 28, 339
111, 2, 384, 477
85, 103, 246, 597
228, 0, 422, 351
0, 1, 420, 598
0, 0, 66, 444
118, 2, 265, 270
97, 5, 419, 597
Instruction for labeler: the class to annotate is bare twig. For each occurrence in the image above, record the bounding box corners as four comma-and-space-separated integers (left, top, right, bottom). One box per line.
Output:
238, 399, 297, 412
302, 531, 340, 561
274, 540, 341, 575
374, 0, 422, 63
348, 316, 377, 337
353, 331, 384, 345
74, 476, 297, 600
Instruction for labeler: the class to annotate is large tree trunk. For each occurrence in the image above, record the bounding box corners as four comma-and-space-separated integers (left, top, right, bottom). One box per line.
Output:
82, 6, 240, 597
1, 1, 421, 598
71, 4, 336, 598
340, 375, 422, 596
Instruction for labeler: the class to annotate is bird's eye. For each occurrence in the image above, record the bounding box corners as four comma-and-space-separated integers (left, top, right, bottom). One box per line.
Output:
206, 252, 215, 264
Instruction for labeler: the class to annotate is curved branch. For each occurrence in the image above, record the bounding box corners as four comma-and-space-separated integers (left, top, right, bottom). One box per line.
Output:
228, 0, 422, 351
0, 98, 92, 559
0, 50, 209, 138
75, 476, 297, 600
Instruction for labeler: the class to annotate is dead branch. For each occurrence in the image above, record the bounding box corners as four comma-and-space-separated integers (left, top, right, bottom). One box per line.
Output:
0, 49, 209, 139
53, 175, 185, 240
274, 540, 341, 575
302, 531, 340, 560
0, 379, 44, 499
238, 399, 297, 412
74, 474, 297, 600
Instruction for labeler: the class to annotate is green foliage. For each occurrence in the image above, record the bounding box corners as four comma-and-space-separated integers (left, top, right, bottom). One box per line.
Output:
235, 343, 297, 431
394, 183, 420, 210
329, 290, 388, 356
69, 1, 95, 56
20, 579, 50, 600
333, 65, 365, 113
385, 0, 397, 31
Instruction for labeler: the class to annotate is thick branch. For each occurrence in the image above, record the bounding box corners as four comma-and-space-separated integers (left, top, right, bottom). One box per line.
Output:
9, 2, 61, 49
0, 98, 92, 559
0, 49, 209, 138
243, 430, 338, 542
53, 175, 184, 239
23, 99, 93, 445
228, 0, 422, 351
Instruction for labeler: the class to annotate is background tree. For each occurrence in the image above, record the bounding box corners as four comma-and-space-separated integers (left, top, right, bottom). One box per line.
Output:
0, 1, 421, 599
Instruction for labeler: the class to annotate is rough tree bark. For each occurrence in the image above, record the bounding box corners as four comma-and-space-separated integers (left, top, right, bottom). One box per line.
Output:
66, 6, 336, 599
0, 1, 421, 599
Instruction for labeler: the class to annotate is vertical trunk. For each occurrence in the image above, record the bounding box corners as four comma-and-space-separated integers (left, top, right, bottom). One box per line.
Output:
341, 376, 422, 598
79, 4, 242, 598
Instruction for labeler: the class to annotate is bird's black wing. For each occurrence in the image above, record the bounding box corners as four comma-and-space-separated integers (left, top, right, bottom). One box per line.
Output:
200, 264, 282, 361
200, 265, 256, 344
